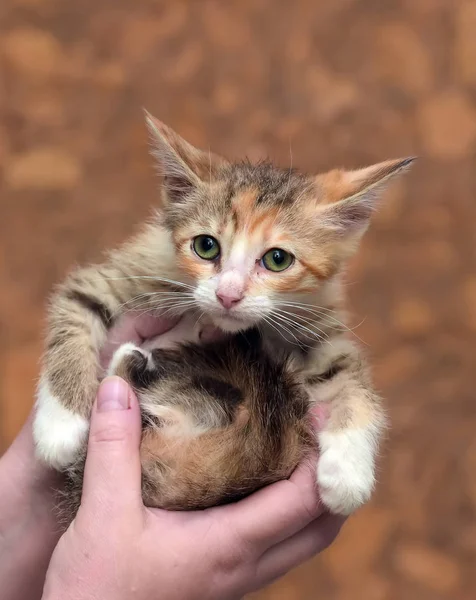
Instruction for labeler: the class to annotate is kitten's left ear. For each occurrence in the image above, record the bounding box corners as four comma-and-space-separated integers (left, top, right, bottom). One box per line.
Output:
315, 157, 415, 237
144, 111, 229, 204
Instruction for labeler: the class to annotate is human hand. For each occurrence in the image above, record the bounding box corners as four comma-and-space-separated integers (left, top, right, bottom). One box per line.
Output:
0, 413, 62, 600
42, 377, 345, 600
0, 313, 179, 600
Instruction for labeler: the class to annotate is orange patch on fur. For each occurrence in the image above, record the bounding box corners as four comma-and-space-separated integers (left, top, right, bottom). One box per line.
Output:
231, 192, 290, 252
249, 209, 279, 237
176, 248, 211, 281
231, 189, 259, 230
300, 258, 329, 281
316, 169, 349, 205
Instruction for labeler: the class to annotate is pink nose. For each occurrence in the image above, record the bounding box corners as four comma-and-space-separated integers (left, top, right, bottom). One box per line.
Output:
216, 291, 243, 309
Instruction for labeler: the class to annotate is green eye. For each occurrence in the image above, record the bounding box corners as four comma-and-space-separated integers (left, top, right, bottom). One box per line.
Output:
193, 235, 220, 260
261, 248, 294, 272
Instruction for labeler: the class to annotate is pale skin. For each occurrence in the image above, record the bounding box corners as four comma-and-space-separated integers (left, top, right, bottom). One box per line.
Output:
0, 314, 344, 600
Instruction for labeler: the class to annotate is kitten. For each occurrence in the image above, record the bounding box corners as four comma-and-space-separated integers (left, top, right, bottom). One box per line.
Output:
34, 113, 413, 516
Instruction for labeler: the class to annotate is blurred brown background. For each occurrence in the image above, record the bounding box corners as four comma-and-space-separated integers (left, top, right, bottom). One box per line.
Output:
1, 0, 475, 598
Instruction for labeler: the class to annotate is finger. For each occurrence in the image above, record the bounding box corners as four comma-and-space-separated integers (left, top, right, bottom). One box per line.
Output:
80, 377, 143, 521
254, 513, 346, 590
214, 454, 322, 553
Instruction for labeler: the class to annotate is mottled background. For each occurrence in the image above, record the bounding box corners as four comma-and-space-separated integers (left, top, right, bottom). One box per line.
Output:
1, 0, 475, 598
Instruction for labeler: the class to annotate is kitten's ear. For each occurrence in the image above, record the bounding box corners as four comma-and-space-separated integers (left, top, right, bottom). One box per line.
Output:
144, 111, 229, 203
315, 157, 415, 237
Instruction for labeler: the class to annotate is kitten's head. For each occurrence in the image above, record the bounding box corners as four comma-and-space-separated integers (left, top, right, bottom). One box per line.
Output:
146, 113, 414, 333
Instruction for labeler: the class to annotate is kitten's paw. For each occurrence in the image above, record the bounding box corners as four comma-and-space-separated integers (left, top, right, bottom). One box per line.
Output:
108, 342, 154, 376
317, 429, 376, 516
33, 378, 89, 470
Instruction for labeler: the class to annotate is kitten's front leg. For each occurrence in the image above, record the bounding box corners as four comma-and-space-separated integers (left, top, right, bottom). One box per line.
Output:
34, 265, 130, 469
305, 340, 386, 515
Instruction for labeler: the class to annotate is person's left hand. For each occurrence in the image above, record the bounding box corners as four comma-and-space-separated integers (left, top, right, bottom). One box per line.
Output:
0, 412, 62, 600
0, 313, 179, 600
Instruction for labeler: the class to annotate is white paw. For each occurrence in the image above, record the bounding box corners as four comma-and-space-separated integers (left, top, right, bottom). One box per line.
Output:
317, 429, 377, 515
33, 378, 89, 470
107, 343, 154, 375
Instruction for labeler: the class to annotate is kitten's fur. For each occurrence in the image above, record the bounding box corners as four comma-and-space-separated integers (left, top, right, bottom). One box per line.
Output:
34, 114, 413, 517
62, 323, 314, 515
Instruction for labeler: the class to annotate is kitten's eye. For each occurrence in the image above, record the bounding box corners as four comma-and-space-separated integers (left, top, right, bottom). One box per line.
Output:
261, 248, 294, 272
193, 235, 220, 260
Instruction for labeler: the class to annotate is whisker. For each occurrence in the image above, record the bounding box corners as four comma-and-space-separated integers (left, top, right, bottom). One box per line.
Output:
274, 308, 331, 339
116, 294, 193, 314
120, 299, 197, 320
284, 139, 293, 202
94, 275, 195, 290
264, 314, 309, 348
208, 147, 212, 188
262, 315, 302, 347
276, 303, 367, 344
271, 315, 303, 345
278, 301, 352, 328
272, 312, 325, 345
277, 300, 340, 313
114, 291, 194, 314
120, 300, 190, 316
195, 311, 206, 327
158, 301, 198, 319
275, 309, 329, 339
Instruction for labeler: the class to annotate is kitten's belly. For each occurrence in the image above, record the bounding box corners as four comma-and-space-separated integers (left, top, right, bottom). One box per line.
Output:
61, 328, 314, 519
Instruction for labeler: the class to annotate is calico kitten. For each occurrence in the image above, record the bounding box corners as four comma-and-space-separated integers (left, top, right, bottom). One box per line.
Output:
34, 113, 413, 516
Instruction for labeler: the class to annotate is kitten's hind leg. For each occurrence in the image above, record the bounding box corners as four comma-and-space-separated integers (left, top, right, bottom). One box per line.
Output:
108, 343, 156, 379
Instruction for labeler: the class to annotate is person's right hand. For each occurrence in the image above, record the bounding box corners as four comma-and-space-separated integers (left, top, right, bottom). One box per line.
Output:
42, 377, 345, 600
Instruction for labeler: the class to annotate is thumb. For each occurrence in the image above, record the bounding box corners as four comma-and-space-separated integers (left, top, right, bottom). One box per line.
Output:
80, 377, 143, 520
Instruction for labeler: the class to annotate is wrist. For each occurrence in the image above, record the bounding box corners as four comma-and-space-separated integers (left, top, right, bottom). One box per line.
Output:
0, 417, 63, 600
0, 511, 60, 600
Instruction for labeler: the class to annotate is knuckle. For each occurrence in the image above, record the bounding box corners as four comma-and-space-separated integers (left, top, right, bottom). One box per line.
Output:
296, 485, 321, 521
211, 521, 254, 576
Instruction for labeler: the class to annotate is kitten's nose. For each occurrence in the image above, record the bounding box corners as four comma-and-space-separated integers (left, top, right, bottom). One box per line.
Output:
215, 291, 243, 309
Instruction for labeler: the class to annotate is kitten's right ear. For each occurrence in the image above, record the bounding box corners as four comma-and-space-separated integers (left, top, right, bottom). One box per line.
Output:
144, 111, 228, 204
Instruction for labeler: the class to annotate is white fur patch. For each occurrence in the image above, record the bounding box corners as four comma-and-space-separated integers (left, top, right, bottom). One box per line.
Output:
33, 378, 89, 470
317, 428, 377, 515
193, 278, 269, 332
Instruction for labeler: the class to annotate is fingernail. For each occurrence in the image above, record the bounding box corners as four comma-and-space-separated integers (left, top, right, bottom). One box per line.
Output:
97, 377, 130, 412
